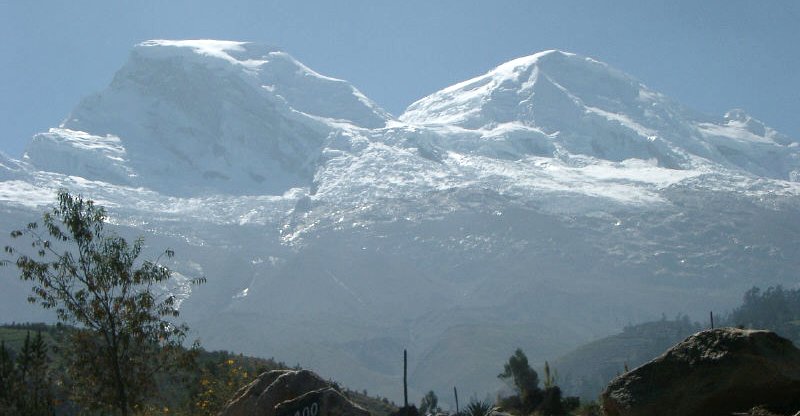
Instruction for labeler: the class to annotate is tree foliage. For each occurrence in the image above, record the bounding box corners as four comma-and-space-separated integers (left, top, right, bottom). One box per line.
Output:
498, 348, 539, 395
498, 348, 541, 414
497, 348, 575, 416
419, 390, 440, 415
0, 332, 54, 415
726, 285, 800, 343
192, 357, 254, 415
3, 190, 204, 415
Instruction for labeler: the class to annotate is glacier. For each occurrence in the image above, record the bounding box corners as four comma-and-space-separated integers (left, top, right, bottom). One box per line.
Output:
1, 40, 799, 403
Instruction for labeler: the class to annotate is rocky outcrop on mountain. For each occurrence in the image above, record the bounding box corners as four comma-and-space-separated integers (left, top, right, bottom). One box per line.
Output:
600, 328, 800, 416
219, 369, 369, 416
0, 151, 24, 181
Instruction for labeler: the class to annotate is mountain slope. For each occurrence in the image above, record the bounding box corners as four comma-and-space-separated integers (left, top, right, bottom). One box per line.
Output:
553, 318, 701, 400
23, 40, 389, 196
1, 42, 799, 405
401, 50, 799, 181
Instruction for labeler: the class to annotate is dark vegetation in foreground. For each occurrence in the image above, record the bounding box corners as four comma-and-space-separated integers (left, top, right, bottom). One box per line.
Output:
0, 323, 396, 415
0, 322, 587, 416
1, 322, 274, 414
3, 282, 798, 416
2, 330, 398, 416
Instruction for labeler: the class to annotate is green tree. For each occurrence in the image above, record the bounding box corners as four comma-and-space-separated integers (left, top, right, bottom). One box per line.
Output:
17, 331, 33, 387
499, 348, 540, 395
3, 190, 204, 415
17, 331, 54, 416
28, 331, 53, 415
0, 332, 54, 416
0, 340, 18, 414
498, 348, 542, 414
419, 390, 440, 415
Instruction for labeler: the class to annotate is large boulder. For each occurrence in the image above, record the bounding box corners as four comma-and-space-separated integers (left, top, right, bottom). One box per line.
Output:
275, 387, 371, 416
219, 369, 370, 416
600, 328, 800, 416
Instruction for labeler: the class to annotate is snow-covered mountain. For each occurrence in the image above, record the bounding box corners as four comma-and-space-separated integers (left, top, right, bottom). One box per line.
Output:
401, 50, 798, 180
24, 40, 389, 196
2, 41, 799, 403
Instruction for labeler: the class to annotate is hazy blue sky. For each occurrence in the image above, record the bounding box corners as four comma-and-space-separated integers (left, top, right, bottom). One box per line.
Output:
1, 1, 798, 157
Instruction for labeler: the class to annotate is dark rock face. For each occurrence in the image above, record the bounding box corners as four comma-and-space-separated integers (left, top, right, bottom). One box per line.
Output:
219, 369, 370, 416
600, 328, 800, 416
275, 387, 371, 416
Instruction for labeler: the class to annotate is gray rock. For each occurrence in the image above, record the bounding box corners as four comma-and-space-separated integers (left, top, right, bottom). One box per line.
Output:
275, 387, 370, 416
601, 328, 800, 416
219, 369, 365, 416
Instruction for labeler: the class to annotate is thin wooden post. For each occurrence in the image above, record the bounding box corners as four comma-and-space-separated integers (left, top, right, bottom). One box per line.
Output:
710, 311, 715, 329
404, 349, 408, 409
453, 386, 459, 415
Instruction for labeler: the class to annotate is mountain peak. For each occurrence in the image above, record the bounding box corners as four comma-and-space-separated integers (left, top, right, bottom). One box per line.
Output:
135, 39, 281, 70
400, 50, 637, 129
17, 42, 800, 198
22, 39, 392, 196
399, 50, 799, 180
724, 108, 751, 123
130, 39, 390, 127
491, 49, 577, 72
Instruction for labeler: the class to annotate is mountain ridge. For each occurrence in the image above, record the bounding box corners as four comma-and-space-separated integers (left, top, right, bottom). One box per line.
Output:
400, 49, 798, 182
